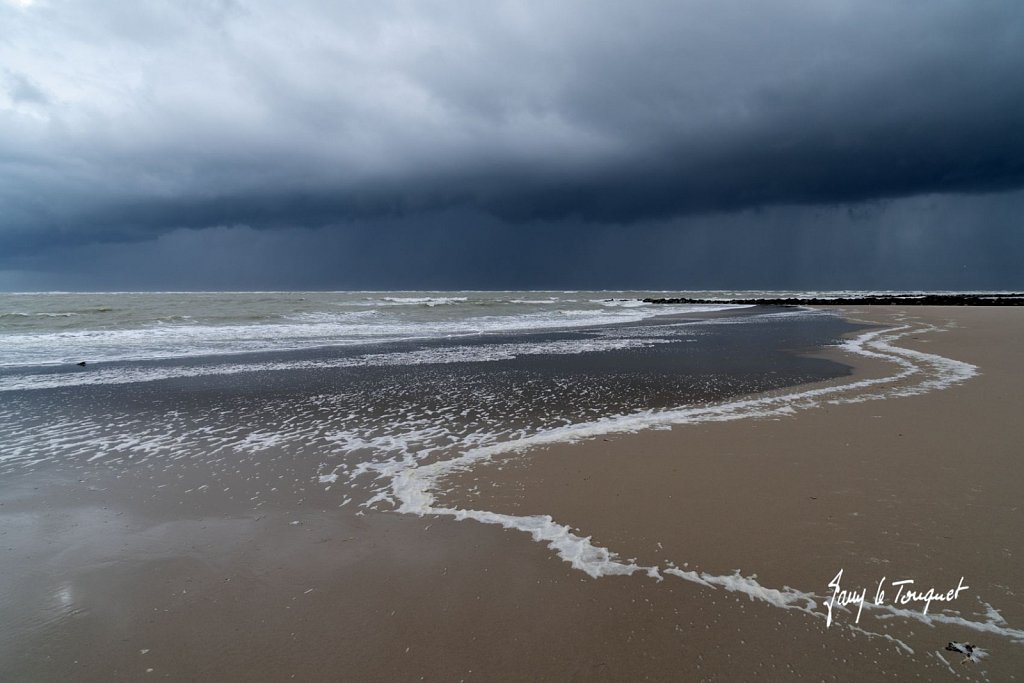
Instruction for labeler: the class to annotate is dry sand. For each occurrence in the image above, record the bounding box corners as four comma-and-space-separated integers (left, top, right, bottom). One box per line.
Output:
2, 306, 1022, 681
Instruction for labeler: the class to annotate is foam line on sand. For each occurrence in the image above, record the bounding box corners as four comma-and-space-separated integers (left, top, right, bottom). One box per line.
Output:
362, 318, 1024, 646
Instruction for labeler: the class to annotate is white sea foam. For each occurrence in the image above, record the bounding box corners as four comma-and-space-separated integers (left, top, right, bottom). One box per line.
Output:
664, 567, 818, 611
0, 302, 745, 368
508, 298, 562, 304
592, 299, 652, 308
444, 508, 645, 578
380, 296, 469, 306
868, 600, 1024, 641
0, 337, 676, 391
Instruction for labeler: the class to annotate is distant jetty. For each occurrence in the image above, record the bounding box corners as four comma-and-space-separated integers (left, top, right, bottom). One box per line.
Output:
642, 293, 1024, 306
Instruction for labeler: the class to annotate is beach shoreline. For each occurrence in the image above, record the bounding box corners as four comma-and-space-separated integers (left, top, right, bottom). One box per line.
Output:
2, 306, 1022, 680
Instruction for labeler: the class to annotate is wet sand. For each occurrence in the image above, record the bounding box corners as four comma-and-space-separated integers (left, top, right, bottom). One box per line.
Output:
2, 307, 1022, 680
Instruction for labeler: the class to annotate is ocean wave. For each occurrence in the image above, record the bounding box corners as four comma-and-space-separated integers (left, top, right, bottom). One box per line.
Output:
592, 299, 652, 308
507, 298, 563, 304
0, 304, 746, 368
380, 296, 469, 306
0, 337, 678, 391
0, 311, 79, 319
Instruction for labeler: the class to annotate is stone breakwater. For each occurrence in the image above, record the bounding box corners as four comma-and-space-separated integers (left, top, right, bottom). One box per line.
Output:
642, 293, 1024, 306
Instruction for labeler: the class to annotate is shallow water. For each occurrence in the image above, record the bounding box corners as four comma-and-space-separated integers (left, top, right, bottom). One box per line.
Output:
0, 297, 857, 511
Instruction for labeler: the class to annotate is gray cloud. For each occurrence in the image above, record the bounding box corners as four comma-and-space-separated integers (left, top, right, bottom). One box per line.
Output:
3, 69, 48, 105
1, 0, 1023, 287
5, 191, 1023, 292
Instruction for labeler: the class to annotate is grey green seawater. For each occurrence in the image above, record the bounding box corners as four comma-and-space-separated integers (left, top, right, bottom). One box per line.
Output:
0, 291, 861, 511
0, 289, 859, 367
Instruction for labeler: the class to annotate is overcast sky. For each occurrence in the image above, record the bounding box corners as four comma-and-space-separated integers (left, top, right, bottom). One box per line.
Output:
2, 0, 1022, 290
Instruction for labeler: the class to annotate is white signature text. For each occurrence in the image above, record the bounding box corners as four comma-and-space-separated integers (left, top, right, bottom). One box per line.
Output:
825, 569, 969, 627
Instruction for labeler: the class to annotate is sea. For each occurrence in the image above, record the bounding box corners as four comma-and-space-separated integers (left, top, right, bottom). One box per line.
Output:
0, 290, 866, 490
0, 289, 869, 369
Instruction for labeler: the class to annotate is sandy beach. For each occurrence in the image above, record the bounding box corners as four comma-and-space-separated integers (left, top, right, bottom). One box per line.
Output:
438, 306, 1024, 679
2, 306, 1022, 681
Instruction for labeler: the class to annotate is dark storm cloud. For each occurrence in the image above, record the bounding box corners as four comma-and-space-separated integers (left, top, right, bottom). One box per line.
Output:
1, 0, 1023, 287
6, 191, 1023, 292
